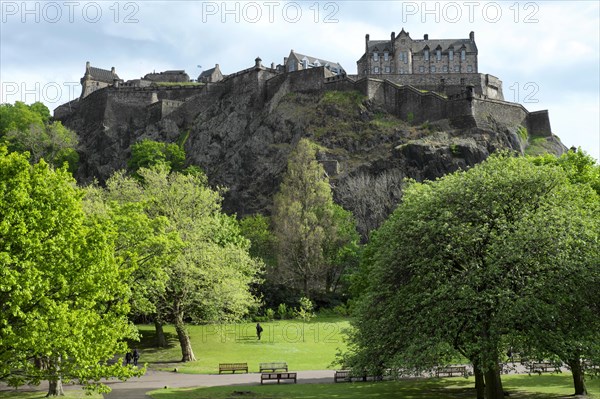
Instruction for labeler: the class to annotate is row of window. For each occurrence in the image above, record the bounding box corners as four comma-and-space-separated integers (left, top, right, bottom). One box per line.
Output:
371, 65, 473, 74
373, 49, 467, 62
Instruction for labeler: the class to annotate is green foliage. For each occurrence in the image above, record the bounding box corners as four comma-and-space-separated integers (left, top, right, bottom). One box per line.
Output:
1, 102, 79, 172
128, 139, 186, 175
517, 125, 529, 142
320, 90, 365, 108
272, 139, 359, 300
0, 147, 143, 394
239, 214, 276, 268
265, 308, 275, 321
295, 297, 316, 322
406, 112, 415, 124
449, 144, 461, 156
530, 148, 600, 195
347, 153, 599, 398
100, 166, 262, 361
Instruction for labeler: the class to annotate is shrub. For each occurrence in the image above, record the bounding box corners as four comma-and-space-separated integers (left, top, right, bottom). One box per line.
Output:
295, 297, 316, 322
277, 303, 289, 320
265, 308, 275, 321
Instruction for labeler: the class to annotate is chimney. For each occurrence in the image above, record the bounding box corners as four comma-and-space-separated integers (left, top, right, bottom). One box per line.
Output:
111, 67, 115, 74
469, 31, 475, 41
365, 34, 370, 53
424, 34, 429, 40
391, 31, 395, 41
271, 62, 275, 69
86, 61, 90, 69
215, 63, 219, 69
255, 57, 262, 69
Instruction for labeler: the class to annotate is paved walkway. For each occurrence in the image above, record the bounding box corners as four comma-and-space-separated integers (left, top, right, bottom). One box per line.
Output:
0, 369, 335, 399
102, 369, 334, 399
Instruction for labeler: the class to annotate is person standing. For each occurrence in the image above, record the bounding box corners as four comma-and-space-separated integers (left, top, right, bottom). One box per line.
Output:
125, 351, 132, 366
256, 323, 263, 340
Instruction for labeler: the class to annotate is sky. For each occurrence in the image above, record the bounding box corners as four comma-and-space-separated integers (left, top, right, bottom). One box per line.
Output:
1, 0, 599, 161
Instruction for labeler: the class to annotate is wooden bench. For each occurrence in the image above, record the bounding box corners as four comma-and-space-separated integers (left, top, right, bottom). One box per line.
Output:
436, 366, 467, 378
218, 363, 248, 374
260, 372, 297, 384
529, 362, 559, 375
334, 370, 350, 382
259, 362, 288, 372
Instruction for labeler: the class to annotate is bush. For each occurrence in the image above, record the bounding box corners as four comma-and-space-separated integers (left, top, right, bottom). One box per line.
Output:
277, 303, 290, 320
295, 297, 316, 322
265, 308, 275, 321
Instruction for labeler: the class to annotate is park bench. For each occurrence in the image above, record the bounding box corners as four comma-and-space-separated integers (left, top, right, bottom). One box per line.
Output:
436, 366, 468, 378
259, 362, 288, 372
260, 372, 297, 384
334, 370, 350, 382
529, 362, 559, 375
218, 363, 248, 374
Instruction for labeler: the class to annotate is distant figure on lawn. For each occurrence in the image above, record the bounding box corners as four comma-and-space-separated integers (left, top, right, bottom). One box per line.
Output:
125, 351, 132, 365
132, 348, 140, 366
256, 323, 263, 340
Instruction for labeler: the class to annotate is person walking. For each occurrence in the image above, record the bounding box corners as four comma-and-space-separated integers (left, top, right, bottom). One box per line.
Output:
132, 348, 140, 366
125, 351, 132, 366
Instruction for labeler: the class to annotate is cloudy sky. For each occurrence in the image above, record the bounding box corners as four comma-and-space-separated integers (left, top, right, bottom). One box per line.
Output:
1, 0, 598, 160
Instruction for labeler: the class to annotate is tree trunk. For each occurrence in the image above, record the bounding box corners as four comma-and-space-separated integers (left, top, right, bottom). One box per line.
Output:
474, 364, 485, 399
569, 358, 588, 396
46, 357, 64, 397
484, 365, 504, 399
46, 379, 64, 397
175, 315, 196, 362
154, 319, 168, 348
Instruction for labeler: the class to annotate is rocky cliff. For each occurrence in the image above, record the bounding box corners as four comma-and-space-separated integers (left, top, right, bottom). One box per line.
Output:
57, 70, 566, 236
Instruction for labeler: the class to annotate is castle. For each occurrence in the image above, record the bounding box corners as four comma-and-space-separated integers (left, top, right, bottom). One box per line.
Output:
56, 29, 550, 142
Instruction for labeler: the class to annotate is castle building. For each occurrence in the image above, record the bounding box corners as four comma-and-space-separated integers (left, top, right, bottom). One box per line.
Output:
284, 50, 345, 75
198, 64, 224, 83
357, 29, 477, 77
143, 70, 190, 83
80, 62, 121, 99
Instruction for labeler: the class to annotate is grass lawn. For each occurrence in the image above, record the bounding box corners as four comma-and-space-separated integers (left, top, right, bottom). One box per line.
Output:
135, 317, 349, 373
148, 374, 600, 399
0, 390, 102, 399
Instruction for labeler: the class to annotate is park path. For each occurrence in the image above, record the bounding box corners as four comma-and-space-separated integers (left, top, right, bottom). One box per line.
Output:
103, 369, 334, 399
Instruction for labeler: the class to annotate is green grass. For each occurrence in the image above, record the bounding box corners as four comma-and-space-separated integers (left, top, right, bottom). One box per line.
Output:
0, 389, 102, 398
136, 317, 349, 373
320, 91, 365, 108
148, 374, 600, 399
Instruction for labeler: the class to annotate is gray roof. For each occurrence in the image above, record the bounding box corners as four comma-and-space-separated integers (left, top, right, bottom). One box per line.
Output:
289, 51, 344, 72
368, 37, 477, 54
87, 66, 119, 82
199, 67, 216, 78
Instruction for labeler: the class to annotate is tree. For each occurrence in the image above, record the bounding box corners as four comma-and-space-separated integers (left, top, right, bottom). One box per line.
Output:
128, 139, 186, 175
346, 153, 599, 399
104, 166, 262, 362
1, 102, 79, 173
0, 147, 142, 396
273, 139, 350, 299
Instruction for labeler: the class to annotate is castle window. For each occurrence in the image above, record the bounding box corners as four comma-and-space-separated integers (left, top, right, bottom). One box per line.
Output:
460, 78, 466, 85
373, 53, 379, 62
449, 50, 454, 60
424, 49, 429, 61
431, 66, 436, 73
399, 51, 409, 64
436, 50, 441, 61
385, 66, 391, 73
419, 66, 425, 73
442, 65, 448, 72
302, 59, 308, 69
384, 52, 389, 61
454, 65, 460, 72
401, 39, 406, 44
461, 49, 466, 60
467, 65, 473, 73
374, 66, 379, 73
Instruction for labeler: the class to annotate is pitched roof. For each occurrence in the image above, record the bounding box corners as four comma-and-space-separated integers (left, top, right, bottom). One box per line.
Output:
199, 67, 216, 78
289, 50, 344, 73
367, 37, 477, 54
87, 66, 119, 83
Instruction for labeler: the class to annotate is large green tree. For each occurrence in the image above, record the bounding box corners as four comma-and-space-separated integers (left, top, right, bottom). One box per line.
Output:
102, 166, 262, 362
0, 147, 141, 396
272, 139, 359, 299
346, 153, 599, 399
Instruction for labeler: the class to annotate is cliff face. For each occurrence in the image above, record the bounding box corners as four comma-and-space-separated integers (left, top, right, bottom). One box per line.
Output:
58, 71, 567, 235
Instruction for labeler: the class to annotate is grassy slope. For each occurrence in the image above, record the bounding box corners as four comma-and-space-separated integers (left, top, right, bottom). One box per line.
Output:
148, 374, 600, 399
136, 317, 349, 373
